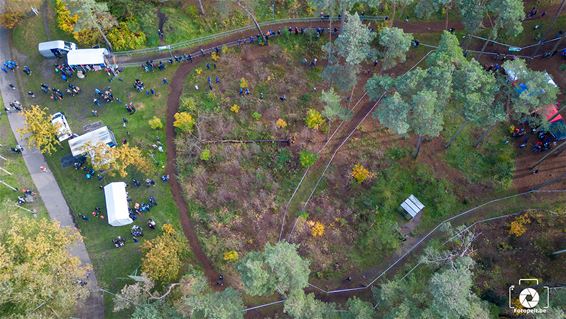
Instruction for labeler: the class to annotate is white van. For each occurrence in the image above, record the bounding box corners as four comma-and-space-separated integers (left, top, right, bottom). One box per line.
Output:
38, 40, 77, 58
51, 112, 73, 142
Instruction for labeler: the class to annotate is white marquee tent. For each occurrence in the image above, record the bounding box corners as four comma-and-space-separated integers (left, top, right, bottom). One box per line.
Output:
68, 126, 117, 157
67, 48, 109, 66
104, 182, 132, 227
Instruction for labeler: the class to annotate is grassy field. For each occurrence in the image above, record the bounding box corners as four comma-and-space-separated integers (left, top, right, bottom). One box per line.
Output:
0, 97, 46, 216
12, 11, 186, 317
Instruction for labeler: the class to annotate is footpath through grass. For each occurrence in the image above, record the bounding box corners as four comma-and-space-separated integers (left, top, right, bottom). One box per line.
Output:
12, 11, 185, 317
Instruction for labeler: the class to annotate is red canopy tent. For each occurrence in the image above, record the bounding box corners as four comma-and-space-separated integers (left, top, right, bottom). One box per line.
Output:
541, 104, 563, 123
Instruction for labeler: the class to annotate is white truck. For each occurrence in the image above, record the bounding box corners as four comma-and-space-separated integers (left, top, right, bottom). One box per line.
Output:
51, 112, 73, 142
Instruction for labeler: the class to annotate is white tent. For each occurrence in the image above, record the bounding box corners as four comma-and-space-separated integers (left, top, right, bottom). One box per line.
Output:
104, 182, 132, 227
400, 195, 425, 219
67, 48, 109, 66
68, 126, 117, 157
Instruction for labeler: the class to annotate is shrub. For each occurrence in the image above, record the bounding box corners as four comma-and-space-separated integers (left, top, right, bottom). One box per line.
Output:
305, 108, 325, 130
275, 148, 292, 171
173, 112, 195, 132
200, 149, 211, 161
240, 78, 249, 89
299, 150, 318, 168
251, 111, 262, 120
223, 250, 239, 262
107, 22, 146, 50
307, 221, 325, 237
509, 213, 531, 237
148, 116, 163, 130
181, 97, 197, 112
73, 29, 100, 46
211, 51, 220, 62
0, 12, 25, 29
195, 68, 203, 75
276, 118, 288, 128
351, 163, 374, 183
230, 104, 240, 113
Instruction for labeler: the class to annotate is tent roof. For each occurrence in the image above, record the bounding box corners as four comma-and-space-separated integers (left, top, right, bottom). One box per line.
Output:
104, 182, 132, 227
549, 120, 566, 141
38, 41, 67, 51
67, 48, 109, 66
400, 195, 425, 218
68, 126, 116, 157
542, 104, 563, 123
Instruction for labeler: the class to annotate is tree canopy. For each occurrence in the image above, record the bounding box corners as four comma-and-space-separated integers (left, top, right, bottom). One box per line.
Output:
0, 203, 90, 318
378, 27, 414, 70
18, 105, 61, 154
334, 12, 376, 65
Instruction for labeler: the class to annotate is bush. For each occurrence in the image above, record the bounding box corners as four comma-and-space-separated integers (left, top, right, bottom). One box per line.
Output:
308, 221, 325, 237
251, 111, 262, 120
0, 12, 25, 29
275, 148, 292, 171
230, 104, 240, 113
299, 150, 318, 168
211, 51, 220, 62
240, 78, 249, 89
173, 112, 195, 132
276, 118, 288, 128
200, 149, 211, 161
351, 163, 374, 184
148, 116, 163, 130
223, 250, 239, 262
305, 108, 325, 130
181, 97, 197, 112
108, 21, 147, 50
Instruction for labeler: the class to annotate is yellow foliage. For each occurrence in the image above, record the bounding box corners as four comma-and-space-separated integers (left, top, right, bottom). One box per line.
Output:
305, 108, 325, 130
223, 250, 239, 262
0, 208, 89, 317
72, 29, 101, 46
107, 22, 146, 51
195, 68, 203, 75
221, 45, 230, 55
276, 118, 288, 128
0, 12, 25, 29
240, 78, 249, 89
230, 104, 240, 113
81, 142, 151, 177
148, 116, 163, 130
351, 163, 374, 183
173, 112, 195, 132
55, 0, 77, 34
141, 225, 186, 283
211, 51, 220, 62
18, 105, 61, 154
307, 220, 325, 237
509, 213, 531, 237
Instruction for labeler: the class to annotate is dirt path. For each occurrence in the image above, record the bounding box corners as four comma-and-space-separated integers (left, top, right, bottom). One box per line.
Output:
41, 0, 51, 40
165, 63, 221, 286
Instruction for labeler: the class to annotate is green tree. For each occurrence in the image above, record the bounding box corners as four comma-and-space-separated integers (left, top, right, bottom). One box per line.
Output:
365, 74, 395, 100
334, 12, 376, 65
410, 90, 443, 157
237, 241, 310, 296
378, 27, 413, 70
284, 289, 335, 319
299, 150, 319, 168
321, 88, 352, 134
479, 0, 524, 55
427, 31, 465, 67
182, 288, 244, 319
455, 0, 485, 34
384, 0, 415, 24
0, 203, 90, 318
64, 0, 117, 49
131, 303, 183, 319
342, 297, 375, 319
503, 59, 559, 127
374, 92, 410, 135
322, 64, 359, 93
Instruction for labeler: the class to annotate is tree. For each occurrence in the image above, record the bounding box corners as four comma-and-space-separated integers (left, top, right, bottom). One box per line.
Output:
410, 90, 443, 157
237, 241, 310, 296
181, 287, 244, 319
299, 150, 319, 168
141, 224, 187, 283
384, 0, 415, 24
64, 0, 117, 49
321, 88, 352, 135
82, 143, 151, 177
131, 303, 183, 319
284, 289, 335, 319
173, 112, 196, 132
0, 0, 41, 29
365, 74, 395, 100
18, 105, 61, 154
478, 0, 524, 56
0, 204, 90, 318
322, 64, 359, 93
427, 31, 465, 67
378, 27, 413, 70
148, 116, 163, 130
305, 109, 326, 130
455, 0, 485, 35
503, 59, 559, 127
334, 12, 376, 65
374, 92, 410, 135
342, 297, 375, 319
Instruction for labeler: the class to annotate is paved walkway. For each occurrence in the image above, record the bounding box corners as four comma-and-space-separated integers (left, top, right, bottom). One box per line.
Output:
0, 1, 104, 318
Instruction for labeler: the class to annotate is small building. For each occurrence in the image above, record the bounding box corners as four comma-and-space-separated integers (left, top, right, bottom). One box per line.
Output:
68, 126, 117, 157
67, 48, 109, 67
104, 182, 132, 227
38, 40, 77, 58
400, 195, 425, 219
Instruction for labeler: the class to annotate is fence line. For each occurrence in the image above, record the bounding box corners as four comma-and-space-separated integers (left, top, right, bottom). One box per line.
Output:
113, 16, 387, 57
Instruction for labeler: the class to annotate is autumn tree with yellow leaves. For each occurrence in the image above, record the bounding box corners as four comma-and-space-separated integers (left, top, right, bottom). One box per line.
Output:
18, 105, 61, 154
173, 112, 196, 133
509, 213, 531, 237
141, 224, 187, 283
0, 0, 42, 29
81, 142, 151, 177
0, 202, 90, 317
